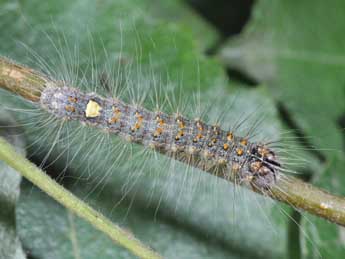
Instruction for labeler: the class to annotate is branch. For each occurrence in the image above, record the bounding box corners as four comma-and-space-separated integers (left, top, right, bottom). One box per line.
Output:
1, 56, 345, 227
269, 175, 345, 226
0, 136, 162, 259
0, 57, 46, 101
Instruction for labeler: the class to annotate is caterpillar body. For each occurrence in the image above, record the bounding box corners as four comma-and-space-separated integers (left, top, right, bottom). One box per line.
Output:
40, 85, 281, 191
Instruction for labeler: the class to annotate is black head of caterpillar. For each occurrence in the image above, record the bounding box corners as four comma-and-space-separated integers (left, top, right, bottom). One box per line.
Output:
245, 145, 281, 190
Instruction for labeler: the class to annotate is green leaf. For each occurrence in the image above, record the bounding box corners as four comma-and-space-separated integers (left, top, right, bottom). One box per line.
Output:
0, 114, 26, 259
219, 0, 345, 158
17, 180, 134, 259
145, 0, 219, 50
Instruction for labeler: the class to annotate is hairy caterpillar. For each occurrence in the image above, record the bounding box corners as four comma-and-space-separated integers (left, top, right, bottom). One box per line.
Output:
40, 85, 280, 191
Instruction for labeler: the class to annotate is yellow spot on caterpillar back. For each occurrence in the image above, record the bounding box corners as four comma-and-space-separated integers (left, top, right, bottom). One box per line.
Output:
176, 118, 185, 129
236, 148, 244, 156
153, 127, 164, 137
240, 138, 248, 146
68, 96, 78, 103
108, 117, 118, 124
227, 132, 234, 141
85, 100, 102, 118
65, 105, 75, 112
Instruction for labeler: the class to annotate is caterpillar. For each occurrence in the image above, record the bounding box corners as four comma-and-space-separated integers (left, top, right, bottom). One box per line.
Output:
40, 85, 280, 191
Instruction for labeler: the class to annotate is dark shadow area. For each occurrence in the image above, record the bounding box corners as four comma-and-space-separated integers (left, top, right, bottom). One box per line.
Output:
337, 113, 345, 153
22, 248, 34, 259
185, 0, 255, 38
30, 156, 73, 182
186, 0, 259, 87
287, 210, 301, 259
226, 68, 258, 87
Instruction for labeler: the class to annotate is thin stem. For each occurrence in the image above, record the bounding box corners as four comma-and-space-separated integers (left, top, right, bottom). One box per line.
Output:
0, 58, 46, 101
1, 56, 345, 226
0, 137, 162, 259
269, 175, 345, 226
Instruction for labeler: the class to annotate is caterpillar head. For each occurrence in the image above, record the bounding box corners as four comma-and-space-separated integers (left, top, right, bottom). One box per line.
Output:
247, 144, 281, 190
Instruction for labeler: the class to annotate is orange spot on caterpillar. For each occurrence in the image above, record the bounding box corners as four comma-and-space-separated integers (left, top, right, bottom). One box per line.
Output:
153, 127, 164, 137
175, 130, 184, 141
135, 111, 144, 121
158, 119, 165, 126
108, 106, 122, 124
108, 117, 118, 124
227, 132, 234, 141
65, 105, 75, 112
236, 148, 244, 156
176, 118, 185, 129
240, 138, 248, 146
223, 143, 229, 150
193, 130, 203, 142
68, 96, 78, 103
113, 107, 121, 114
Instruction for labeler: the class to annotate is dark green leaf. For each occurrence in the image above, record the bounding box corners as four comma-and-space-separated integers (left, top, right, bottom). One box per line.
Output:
219, 0, 345, 158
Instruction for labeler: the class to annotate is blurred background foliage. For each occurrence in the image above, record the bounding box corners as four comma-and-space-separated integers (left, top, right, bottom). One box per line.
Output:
0, 0, 344, 258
